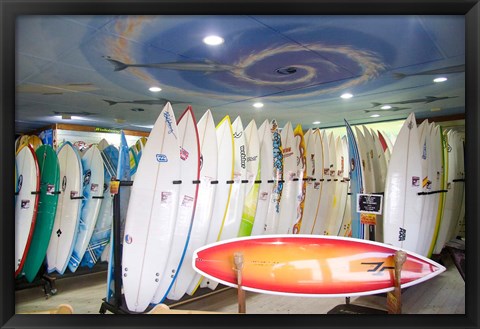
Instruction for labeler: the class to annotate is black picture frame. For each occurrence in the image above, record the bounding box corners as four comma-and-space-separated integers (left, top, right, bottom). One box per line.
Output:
1, 1, 478, 328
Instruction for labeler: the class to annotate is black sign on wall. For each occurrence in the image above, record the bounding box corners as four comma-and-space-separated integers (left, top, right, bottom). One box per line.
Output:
356, 193, 383, 215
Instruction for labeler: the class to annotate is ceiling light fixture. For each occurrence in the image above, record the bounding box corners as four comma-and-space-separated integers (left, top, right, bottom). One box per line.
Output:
433, 77, 448, 83
149, 86, 162, 92
381, 105, 392, 110
253, 102, 264, 109
203, 35, 224, 46
340, 93, 353, 99
370, 114, 380, 118
312, 121, 321, 125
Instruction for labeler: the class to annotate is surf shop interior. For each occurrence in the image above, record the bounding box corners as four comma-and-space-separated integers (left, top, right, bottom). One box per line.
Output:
10, 10, 474, 320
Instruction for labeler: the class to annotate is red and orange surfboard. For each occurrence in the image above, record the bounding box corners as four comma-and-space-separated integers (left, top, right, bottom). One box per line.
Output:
193, 235, 445, 297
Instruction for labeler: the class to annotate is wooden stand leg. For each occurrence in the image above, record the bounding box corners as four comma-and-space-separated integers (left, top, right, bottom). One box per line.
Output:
387, 250, 407, 314
234, 252, 246, 314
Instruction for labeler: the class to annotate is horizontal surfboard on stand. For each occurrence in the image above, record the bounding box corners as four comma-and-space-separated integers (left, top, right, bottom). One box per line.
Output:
192, 235, 445, 298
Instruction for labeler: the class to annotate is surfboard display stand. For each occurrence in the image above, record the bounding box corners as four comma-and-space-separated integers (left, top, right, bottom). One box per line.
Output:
328, 250, 407, 315
98, 180, 230, 314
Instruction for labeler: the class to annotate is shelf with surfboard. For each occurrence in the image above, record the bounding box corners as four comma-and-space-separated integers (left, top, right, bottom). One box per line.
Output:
93, 103, 462, 313
14, 125, 148, 297
15, 102, 464, 313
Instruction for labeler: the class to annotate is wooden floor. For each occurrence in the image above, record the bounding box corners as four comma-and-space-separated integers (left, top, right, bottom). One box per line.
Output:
15, 252, 465, 314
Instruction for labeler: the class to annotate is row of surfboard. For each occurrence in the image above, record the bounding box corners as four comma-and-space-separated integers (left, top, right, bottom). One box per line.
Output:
118, 103, 464, 312
14, 131, 146, 282
14, 104, 464, 313
348, 113, 465, 259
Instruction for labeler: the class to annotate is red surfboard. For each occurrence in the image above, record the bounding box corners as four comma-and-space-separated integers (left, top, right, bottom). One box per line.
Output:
193, 235, 445, 297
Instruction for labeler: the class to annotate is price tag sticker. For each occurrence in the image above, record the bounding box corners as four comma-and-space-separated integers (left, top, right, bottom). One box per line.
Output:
110, 180, 120, 195
360, 213, 377, 225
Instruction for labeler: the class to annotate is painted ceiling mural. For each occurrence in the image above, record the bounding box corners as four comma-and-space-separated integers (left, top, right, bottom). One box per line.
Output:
16, 15, 465, 132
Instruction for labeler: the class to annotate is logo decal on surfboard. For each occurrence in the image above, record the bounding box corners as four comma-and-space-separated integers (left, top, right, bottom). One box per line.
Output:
21, 200, 30, 209
17, 175, 23, 192
62, 176, 67, 191
180, 147, 189, 160
125, 234, 133, 244
399, 227, 406, 241
233, 132, 243, 139
412, 176, 420, 187
156, 154, 168, 162
240, 145, 246, 169
161, 191, 172, 204
181, 195, 194, 207
83, 170, 91, 186
46, 184, 55, 195
163, 111, 176, 138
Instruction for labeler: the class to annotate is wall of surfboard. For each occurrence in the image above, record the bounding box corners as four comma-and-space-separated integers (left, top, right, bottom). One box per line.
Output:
14, 125, 148, 284
14, 103, 464, 313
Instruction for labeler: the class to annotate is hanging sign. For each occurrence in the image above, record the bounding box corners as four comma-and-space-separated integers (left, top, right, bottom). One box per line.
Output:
356, 193, 383, 215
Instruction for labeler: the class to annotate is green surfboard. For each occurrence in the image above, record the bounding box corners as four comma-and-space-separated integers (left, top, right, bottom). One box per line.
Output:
22, 145, 60, 282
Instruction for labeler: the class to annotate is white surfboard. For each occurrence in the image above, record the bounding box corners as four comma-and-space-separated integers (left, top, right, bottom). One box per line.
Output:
372, 129, 388, 193
383, 113, 423, 253
327, 135, 349, 236
121, 102, 181, 313
312, 130, 331, 235
292, 124, 307, 234
97, 138, 109, 151
152, 106, 200, 304
354, 126, 377, 240
337, 136, 352, 237
81, 144, 118, 269
416, 123, 441, 256
298, 129, 316, 234
263, 120, 283, 234
46, 142, 83, 274
415, 121, 432, 255
362, 126, 384, 242
277, 122, 298, 234
217, 116, 247, 241
238, 119, 260, 237
323, 133, 340, 235
441, 131, 464, 243
192, 116, 233, 294
15, 145, 40, 276
100, 145, 119, 265
250, 119, 274, 236
433, 130, 457, 254
453, 134, 465, 239
204, 116, 247, 290
168, 110, 218, 301
68, 145, 104, 272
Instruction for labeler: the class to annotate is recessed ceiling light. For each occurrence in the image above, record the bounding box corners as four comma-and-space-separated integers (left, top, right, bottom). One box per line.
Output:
149, 86, 162, 92
433, 77, 448, 83
54, 115, 89, 121
253, 102, 264, 109
370, 114, 380, 118
312, 121, 321, 125
381, 105, 392, 110
340, 93, 353, 99
203, 35, 224, 46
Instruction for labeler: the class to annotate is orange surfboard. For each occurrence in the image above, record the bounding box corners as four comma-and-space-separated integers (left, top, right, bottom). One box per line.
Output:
193, 235, 445, 297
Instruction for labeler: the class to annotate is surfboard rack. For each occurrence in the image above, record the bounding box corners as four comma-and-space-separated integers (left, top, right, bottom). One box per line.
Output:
99, 180, 231, 314
328, 250, 407, 315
